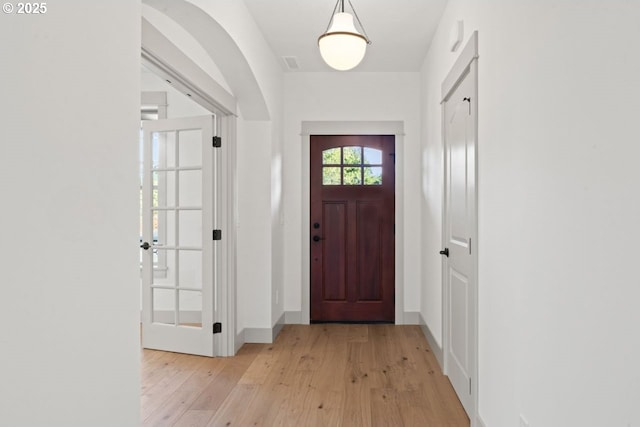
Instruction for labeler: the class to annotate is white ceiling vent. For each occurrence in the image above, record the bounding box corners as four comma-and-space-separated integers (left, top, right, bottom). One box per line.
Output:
282, 56, 300, 71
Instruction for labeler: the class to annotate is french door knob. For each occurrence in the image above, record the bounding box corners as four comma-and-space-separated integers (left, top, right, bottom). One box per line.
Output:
439, 248, 449, 257
140, 242, 151, 250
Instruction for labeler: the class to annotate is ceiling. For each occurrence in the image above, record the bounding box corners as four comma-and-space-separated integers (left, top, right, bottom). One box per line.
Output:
243, 0, 448, 72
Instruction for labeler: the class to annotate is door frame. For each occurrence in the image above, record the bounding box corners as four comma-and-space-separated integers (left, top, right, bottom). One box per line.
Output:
441, 31, 479, 423
141, 21, 239, 356
300, 121, 405, 325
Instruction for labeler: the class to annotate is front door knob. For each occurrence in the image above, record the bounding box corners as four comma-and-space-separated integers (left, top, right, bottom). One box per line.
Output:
439, 248, 449, 257
312, 235, 323, 242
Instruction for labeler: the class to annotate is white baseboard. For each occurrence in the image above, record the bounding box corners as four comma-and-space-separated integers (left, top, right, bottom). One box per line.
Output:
474, 413, 487, 427
403, 311, 420, 325
418, 312, 443, 369
285, 310, 302, 324
243, 327, 273, 343
273, 312, 285, 340
243, 312, 286, 344
234, 329, 245, 354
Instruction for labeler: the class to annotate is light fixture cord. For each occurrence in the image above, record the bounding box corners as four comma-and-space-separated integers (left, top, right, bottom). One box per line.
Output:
347, 0, 371, 44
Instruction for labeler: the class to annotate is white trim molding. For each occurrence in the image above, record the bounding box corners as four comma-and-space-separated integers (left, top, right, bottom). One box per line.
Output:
285, 311, 302, 324
235, 329, 245, 354
442, 31, 479, 103
300, 121, 406, 325
403, 311, 421, 325
300, 121, 405, 137
273, 312, 285, 341
243, 328, 274, 344
218, 114, 239, 357
418, 312, 444, 369
242, 313, 285, 344
141, 18, 236, 117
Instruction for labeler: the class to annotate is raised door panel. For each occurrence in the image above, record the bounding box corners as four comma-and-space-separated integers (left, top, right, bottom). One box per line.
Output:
356, 200, 383, 301
322, 202, 347, 301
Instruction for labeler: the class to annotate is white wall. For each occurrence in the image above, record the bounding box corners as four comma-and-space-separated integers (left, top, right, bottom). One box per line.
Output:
420, 1, 640, 426
236, 119, 273, 331
283, 72, 422, 319
187, 0, 285, 334
187, 0, 282, 119
0, 1, 141, 426
271, 119, 286, 327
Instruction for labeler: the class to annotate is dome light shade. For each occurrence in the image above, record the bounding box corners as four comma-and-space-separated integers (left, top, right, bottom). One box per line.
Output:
318, 0, 371, 71
318, 13, 368, 71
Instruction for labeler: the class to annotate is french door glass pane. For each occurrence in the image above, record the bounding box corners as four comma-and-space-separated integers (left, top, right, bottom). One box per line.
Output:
151, 131, 176, 169
153, 210, 175, 247
177, 130, 202, 168
152, 171, 176, 207
153, 249, 176, 284
178, 251, 203, 289
178, 290, 203, 328
178, 170, 202, 207
152, 288, 175, 325
178, 210, 202, 247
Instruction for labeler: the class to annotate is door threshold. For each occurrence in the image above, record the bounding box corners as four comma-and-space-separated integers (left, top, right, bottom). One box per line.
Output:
310, 320, 395, 325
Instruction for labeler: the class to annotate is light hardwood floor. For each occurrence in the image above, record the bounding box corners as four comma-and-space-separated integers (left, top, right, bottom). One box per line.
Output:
141, 324, 470, 427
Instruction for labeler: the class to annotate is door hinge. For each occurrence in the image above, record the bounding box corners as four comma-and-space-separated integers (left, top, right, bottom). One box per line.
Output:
212, 136, 222, 148
469, 237, 472, 254
469, 377, 472, 394
213, 229, 222, 240
213, 322, 222, 334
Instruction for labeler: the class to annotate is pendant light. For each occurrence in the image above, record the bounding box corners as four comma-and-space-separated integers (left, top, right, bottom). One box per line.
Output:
318, 0, 371, 71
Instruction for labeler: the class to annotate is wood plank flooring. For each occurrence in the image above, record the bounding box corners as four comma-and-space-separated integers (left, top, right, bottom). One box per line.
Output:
141, 324, 469, 427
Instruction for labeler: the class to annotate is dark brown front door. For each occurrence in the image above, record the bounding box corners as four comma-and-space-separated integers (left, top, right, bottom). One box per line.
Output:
310, 135, 395, 322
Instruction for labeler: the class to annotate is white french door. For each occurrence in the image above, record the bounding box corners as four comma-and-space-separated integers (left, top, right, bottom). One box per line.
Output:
141, 115, 218, 357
